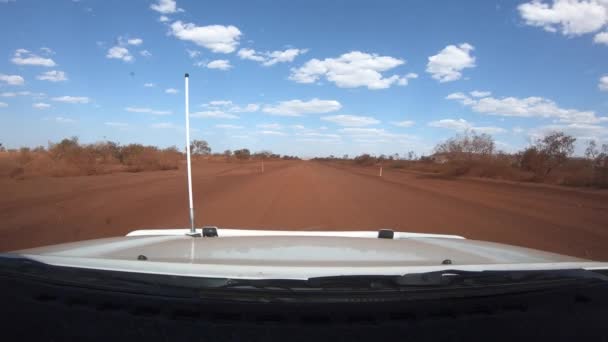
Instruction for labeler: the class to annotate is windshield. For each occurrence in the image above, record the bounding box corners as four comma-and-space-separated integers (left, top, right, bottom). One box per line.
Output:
0, 1, 607, 264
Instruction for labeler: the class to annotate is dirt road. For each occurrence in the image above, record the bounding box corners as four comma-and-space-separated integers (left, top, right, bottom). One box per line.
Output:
1, 160, 607, 260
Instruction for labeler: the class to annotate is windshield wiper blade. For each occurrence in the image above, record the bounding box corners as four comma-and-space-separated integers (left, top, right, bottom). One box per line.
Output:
394, 269, 608, 287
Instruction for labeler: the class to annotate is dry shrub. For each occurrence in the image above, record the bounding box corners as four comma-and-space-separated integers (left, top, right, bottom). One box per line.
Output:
354, 154, 377, 166
1, 138, 183, 179
120, 144, 180, 172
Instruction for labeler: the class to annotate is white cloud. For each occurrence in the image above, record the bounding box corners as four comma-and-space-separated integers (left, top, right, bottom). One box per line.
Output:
143, 83, 156, 87
105, 122, 129, 127
518, 0, 608, 36
140, 50, 152, 57
36, 70, 67, 82
125, 106, 171, 115
321, 114, 380, 127
230, 103, 259, 112
262, 98, 342, 116
190, 110, 238, 119
0, 73, 24, 85
289, 51, 413, 89
205, 59, 232, 70
159, 15, 170, 23
106, 46, 133, 62
531, 123, 608, 140
256, 123, 282, 130
127, 38, 143, 46
11, 49, 56, 67
237, 48, 307, 66
1, 91, 45, 98
257, 130, 287, 136
169, 21, 241, 53
0, 102, 7, 108
54, 116, 75, 124
40, 47, 55, 55
594, 31, 608, 44
428, 118, 506, 134
51, 96, 90, 104
426, 43, 476, 82
32, 102, 51, 109
216, 124, 244, 129
186, 49, 201, 58
150, 0, 179, 14
339, 127, 413, 140
447, 92, 608, 124
599, 75, 608, 91
391, 120, 415, 127
470, 90, 491, 97
165, 88, 179, 94
237, 48, 266, 62
208, 100, 232, 106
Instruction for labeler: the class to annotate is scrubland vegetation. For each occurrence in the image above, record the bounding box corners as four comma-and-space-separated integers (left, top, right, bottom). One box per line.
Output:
0, 138, 297, 179
316, 131, 608, 188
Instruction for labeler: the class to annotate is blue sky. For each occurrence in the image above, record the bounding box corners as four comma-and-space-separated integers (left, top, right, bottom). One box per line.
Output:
0, 0, 607, 157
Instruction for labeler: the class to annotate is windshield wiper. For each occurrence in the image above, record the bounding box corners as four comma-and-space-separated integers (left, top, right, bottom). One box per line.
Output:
217, 269, 608, 292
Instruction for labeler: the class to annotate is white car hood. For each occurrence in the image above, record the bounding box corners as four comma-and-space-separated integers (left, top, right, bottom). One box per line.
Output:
11, 229, 608, 280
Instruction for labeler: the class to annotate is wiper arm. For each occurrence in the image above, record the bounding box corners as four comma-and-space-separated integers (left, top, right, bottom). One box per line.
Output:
395, 269, 608, 287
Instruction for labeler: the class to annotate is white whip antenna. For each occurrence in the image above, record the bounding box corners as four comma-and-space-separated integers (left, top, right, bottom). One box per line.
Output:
184, 73, 198, 236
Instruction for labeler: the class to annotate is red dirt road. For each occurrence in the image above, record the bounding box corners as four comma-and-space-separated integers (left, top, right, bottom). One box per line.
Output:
1, 160, 607, 260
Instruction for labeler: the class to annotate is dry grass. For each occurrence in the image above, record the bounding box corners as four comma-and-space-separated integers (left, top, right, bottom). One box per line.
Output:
0, 138, 182, 179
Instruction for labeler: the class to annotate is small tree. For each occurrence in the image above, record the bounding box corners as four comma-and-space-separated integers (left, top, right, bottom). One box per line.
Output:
585, 140, 599, 160
233, 148, 251, 160
190, 140, 211, 155
223, 149, 232, 158
536, 132, 576, 177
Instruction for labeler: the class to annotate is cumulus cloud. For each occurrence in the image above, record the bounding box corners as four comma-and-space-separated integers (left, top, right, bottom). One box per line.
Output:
426, 43, 476, 82
32, 102, 51, 109
144, 83, 156, 87
190, 110, 239, 119
11, 49, 56, 67
106, 46, 133, 62
262, 98, 342, 116
1, 91, 45, 98
237, 48, 307, 66
0, 73, 24, 85
594, 31, 608, 44
150, 0, 180, 14
321, 114, 380, 127
140, 50, 152, 57
51, 96, 90, 104
36, 70, 68, 82
391, 120, 415, 127
165, 88, 179, 94
599, 75, 608, 91
428, 118, 506, 134
205, 59, 232, 70
125, 106, 171, 115
470, 90, 491, 97
127, 38, 143, 46
446, 92, 608, 124
289, 51, 414, 89
169, 21, 241, 53
518, 0, 608, 36
0, 102, 7, 108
